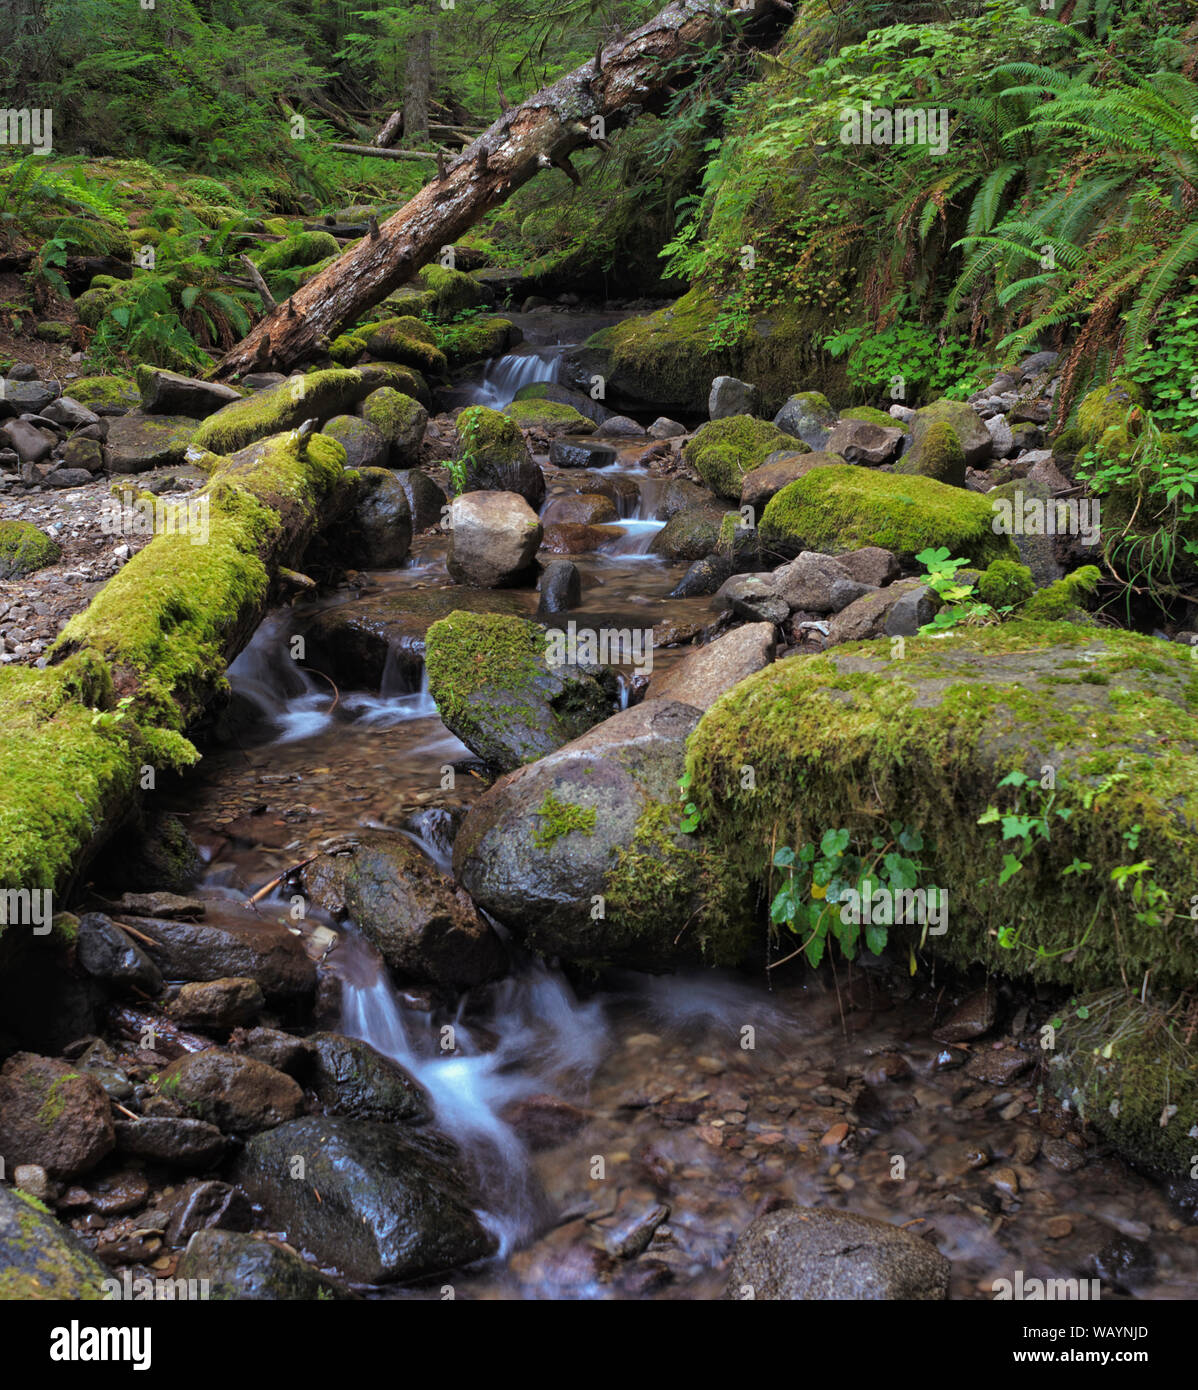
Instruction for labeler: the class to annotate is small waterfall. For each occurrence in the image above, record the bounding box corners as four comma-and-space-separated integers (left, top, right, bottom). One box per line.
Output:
336, 930, 608, 1254
463, 347, 564, 410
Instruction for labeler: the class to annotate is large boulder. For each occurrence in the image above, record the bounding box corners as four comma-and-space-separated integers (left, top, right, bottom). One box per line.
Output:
137, 367, 242, 417
708, 376, 759, 419
909, 398, 992, 467
740, 450, 824, 514
771, 551, 871, 615
234, 1117, 496, 1283
346, 466, 412, 568
455, 405, 545, 507
358, 388, 428, 467
0, 1053, 114, 1180
446, 490, 542, 587
645, 624, 775, 710
425, 610, 612, 772
684, 415, 795, 502
394, 467, 446, 532
648, 502, 726, 562
0, 1186, 110, 1299
363, 316, 448, 376
104, 412, 197, 472
454, 699, 751, 968
759, 463, 1018, 566
301, 832, 507, 989
319, 414, 388, 470
685, 622, 1198, 992
726, 1206, 950, 1300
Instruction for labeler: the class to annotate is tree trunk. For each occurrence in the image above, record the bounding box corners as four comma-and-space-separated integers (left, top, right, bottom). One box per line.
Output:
403, 20, 432, 144
215, 0, 789, 381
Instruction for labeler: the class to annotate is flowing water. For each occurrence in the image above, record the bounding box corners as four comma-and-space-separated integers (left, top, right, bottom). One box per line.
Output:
167, 315, 1198, 1300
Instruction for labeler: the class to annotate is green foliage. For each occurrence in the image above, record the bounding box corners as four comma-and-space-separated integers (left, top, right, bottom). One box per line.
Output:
769, 821, 935, 968
916, 547, 1002, 631
823, 313, 988, 405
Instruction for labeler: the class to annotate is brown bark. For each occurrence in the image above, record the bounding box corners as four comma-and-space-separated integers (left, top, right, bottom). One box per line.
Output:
215, 0, 788, 381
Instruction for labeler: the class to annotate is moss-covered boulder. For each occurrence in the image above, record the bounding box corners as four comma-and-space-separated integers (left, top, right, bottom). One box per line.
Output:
649, 502, 727, 562
759, 463, 1018, 565
1076, 379, 1143, 454
684, 415, 796, 502
893, 419, 966, 486
417, 264, 487, 319
1047, 990, 1198, 1177
364, 318, 448, 376
685, 621, 1198, 992
192, 369, 369, 454
840, 405, 907, 431
774, 391, 837, 449
0, 521, 60, 579
354, 361, 431, 409
437, 315, 515, 366
0, 1186, 109, 1300
455, 405, 545, 508
909, 398, 992, 467
178, 1228, 349, 1300
0, 1052, 114, 1179
319, 414, 387, 471
503, 398, 596, 436
64, 375, 139, 412
104, 412, 198, 473
425, 610, 613, 772
454, 700, 752, 968
358, 387, 428, 467
74, 281, 129, 329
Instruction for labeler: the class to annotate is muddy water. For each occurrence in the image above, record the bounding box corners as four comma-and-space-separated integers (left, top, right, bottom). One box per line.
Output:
166, 335, 1198, 1301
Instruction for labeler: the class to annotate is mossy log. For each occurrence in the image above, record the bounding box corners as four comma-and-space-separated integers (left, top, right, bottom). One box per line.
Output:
0, 429, 351, 903
214, 0, 791, 379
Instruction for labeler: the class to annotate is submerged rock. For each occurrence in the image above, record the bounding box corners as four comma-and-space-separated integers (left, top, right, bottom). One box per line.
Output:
234, 1117, 496, 1283
726, 1206, 950, 1299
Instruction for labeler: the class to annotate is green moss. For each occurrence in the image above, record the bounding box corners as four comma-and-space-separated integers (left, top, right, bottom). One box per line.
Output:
418, 264, 487, 319
0, 1186, 109, 1300
192, 367, 365, 453
0, 521, 61, 579
684, 414, 795, 501
363, 319, 448, 375
67, 374, 139, 410
425, 609, 544, 732
1076, 379, 1143, 450
531, 791, 597, 849
893, 419, 965, 486
75, 282, 130, 329
1023, 565, 1101, 620
254, 231, 340, 275
977, 558, 1035, 610
684, 620, 1198, 991
503, 399, 595, 433
36, 1072, 79, 1127
360, 388, 426, 441
329, 333, 367, 365
1051, 989, 1198, 1175
841, 405, 907, 431
436, 315, 513, 366
760, 462, 1018, 563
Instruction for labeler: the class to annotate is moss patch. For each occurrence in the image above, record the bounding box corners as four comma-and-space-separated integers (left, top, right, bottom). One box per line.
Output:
503, 399, 596, 434
192, 368, 366, 453
684, 414, 795, 502
0, 521, 61, 579
532, 791, 597, 849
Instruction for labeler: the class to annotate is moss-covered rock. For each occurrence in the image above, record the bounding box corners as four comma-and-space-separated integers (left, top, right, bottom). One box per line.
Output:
65, 375, 139, 411
684, 415, 795, 502
759, 463, 1018, 564
1022, 565, 1101, 621
503, 399, 596, 436
0, 1186, 109, 1300
976, 558, 1035, 610
841, 405, 907, 431
1049, 990, 1198, 1176
425, 610, 613, 772
358, 387, 428, 467
685, 621, 1198, 991
649, 502, 726, 562
329, 333, 367, 365
254, 231, 340, 276
354, 361, 431, 409
74, 281, 129, 329
908, 398, 992, 467
192, 369, 368, 454
417, 264, 487, 319
437, 315, 515, 366
893, 419, 966, 486
0, 521, 61, 579
1076, 379, 1143, 452
364, 318, 448, 376
456, 405, 544, 507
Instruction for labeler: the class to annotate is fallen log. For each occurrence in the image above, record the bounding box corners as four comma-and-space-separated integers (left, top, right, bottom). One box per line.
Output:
0, 427, 352, 901
215, 0, 789, 380
330, 142, 443, 162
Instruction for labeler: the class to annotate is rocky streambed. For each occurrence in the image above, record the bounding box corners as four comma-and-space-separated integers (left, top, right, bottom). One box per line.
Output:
1, 313, 1196, 1303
